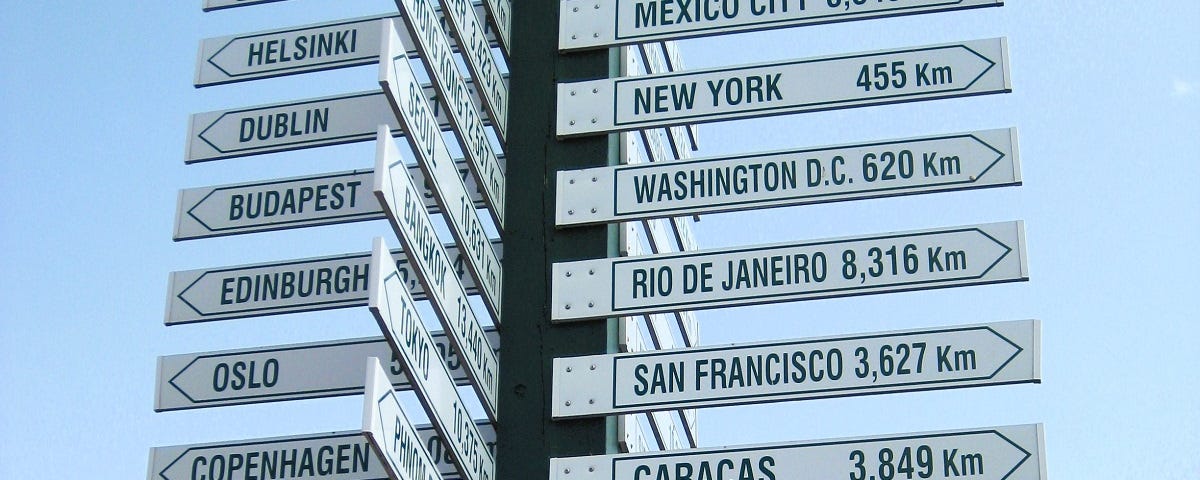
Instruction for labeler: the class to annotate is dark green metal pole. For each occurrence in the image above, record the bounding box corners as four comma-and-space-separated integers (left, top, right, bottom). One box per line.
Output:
497, 0, 617, 479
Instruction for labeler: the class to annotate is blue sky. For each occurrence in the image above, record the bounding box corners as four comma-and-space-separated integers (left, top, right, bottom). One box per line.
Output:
1, 1, 1197, 479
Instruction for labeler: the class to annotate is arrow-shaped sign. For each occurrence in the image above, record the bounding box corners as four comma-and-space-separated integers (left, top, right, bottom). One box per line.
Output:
195, 7, 499, 87
173, 159, 493, 241
553, 221, 1028, 321
422, 0, 511, 143
165, 240, 500, 325
560, 128, 1021, 226
380, 21, 504, 319
373, 130, 502, 420
559, 0, 1002, 51
362, 358, 447, 480
185, 75, 503, 163
550, 424, 1046, 480
555, 320, 1039, 417
148, 421, 495, 480
387, 4, 507, 228
368, 239, 497, 480
153, 329, 499, 411
557, 38, 1010, 137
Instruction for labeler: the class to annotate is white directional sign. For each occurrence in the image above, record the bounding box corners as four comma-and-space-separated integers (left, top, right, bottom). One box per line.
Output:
437, 0, 511, 143
380, 24, 505, 318
369, 240, 497, 480
555, 320, 1039, 417
619, 311, 698, 449
195, 8, 499, 87
553, 221, 1027, 321
384, 10, 507, 227
557, 38, 1010, 137
550, 424, 1046, 480
560, 0, 1002, 51
203, 0, 284, 11
560, 129, 1021, 226
185, 77, 500, 163
154, 330, 499, 411
361, 358, 445, 480
148, 421, 495, 480
164, 240, 499, 325
173, 161, 491, 241
374, 135, 502, 418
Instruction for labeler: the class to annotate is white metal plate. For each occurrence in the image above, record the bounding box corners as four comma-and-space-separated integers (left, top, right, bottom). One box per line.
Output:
174, 159, 493, 240
380, 23, 505, 318
552, 221, 1028, 321
437, 0, 511, 142
549, 424, 1046, 480
148, 421, 494, 480
369, 240, 498, 480
164, 240, 499, 325
374, 131, 502, 420
361, 358, 443, 480
553, 320, 1038, 417
557, 38, 1011, 137
195, 6, 499, 87
387, 7, 507, 227
558, 0, 1002, 51
154, 328, 498, 412
184, 83, 492, 163
480, 0, 512, 54
558, 128, 1020, 226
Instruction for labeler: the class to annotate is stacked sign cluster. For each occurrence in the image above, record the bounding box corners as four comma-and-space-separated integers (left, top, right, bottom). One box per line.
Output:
549, 0, 1045, 479
153, 1, 527, 480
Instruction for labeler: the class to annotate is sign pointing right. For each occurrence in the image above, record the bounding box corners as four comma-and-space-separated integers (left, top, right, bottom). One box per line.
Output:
558, 129, 1020, 226
551, 424, 1046, 480
553, 221, 1027, 321
557, 38, 1010, 137
554, 320, 1039, 418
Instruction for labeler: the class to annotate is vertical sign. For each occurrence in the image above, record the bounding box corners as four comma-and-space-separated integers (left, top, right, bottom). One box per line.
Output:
380, 20, 505, 318
369, 240, 496, 480
362, 358, 444, 480
373, 130, 501, 419
389, 0, 508, 227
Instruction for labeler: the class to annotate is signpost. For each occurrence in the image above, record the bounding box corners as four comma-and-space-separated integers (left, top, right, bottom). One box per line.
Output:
173, 160, 490, 241
373, 132, 502, 418
557, 38, 1010, 137
551, 424, 1046, 480
185, 77, 499, 163
560, 128, 1021, 225
559, 0, 1002, 51
555, 320, 1039, 417
164, 240, 499, 324
154, 329, 499, 411
195, 8, 499, 86
379, 22, 505, 319
368, 240, 497, 480
387, 4, 508, 226
148, 421, 495, 480
553, 221, 1027, 321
